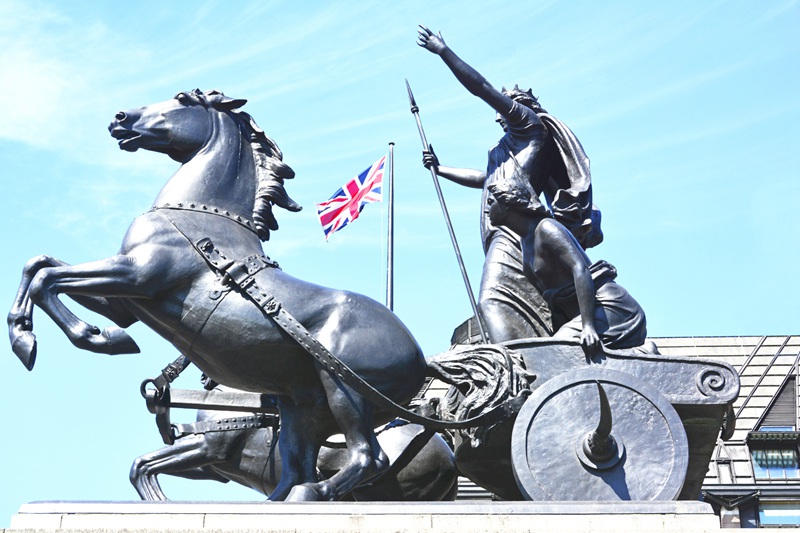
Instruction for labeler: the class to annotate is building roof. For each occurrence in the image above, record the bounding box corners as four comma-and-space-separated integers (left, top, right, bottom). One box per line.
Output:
653, 336, 800, 487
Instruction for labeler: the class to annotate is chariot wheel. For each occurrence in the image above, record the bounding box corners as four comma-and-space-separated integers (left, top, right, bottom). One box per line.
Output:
511, 368, 688, 501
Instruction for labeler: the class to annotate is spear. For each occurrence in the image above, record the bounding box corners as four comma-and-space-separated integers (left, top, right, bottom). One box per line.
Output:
405, 79, 487, 344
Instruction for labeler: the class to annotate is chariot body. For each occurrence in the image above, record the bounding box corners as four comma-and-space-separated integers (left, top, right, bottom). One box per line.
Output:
431, 334, 738, 501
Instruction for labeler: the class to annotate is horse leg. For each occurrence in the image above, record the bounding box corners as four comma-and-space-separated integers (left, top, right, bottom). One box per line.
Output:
8, 255, 139, 369
26, 255, 172, 355
7, 255, 40, 368
285, 373, 389, 502
269, 396, 327, 501
353, 426, 458, 501
130, 434, 229, 500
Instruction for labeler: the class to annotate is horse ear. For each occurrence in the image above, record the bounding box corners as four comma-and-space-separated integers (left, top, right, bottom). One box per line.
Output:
217, 97, 247, 110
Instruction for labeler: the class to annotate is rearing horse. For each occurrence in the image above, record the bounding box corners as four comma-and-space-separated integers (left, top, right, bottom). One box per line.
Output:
8, 89, 428, 501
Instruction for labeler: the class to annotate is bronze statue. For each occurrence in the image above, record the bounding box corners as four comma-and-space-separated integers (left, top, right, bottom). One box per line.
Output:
417, 26, 599, 344
7, 89, 428, 501
487, 176, 653, 354
5, 60, 737, 503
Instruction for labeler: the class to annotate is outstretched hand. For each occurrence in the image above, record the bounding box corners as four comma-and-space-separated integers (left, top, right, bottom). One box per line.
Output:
417, 25, 447, 55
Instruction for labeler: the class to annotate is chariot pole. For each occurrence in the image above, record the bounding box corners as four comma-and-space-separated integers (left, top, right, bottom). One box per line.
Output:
405, 80, 487, 343
386, 142, 395, 311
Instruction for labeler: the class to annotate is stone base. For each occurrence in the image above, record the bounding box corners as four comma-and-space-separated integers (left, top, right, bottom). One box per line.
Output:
6, 501, 725, 532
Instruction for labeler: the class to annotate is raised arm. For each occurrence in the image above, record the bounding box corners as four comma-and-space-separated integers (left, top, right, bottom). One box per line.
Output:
422, 147, 485, 189
417, 26, 514, 117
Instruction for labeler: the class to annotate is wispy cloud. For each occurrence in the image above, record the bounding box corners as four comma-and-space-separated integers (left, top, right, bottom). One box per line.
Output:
574, 61, 750, 130
755, 0, 799, 23
0, 1, 159, 154
602, 98, 800, 163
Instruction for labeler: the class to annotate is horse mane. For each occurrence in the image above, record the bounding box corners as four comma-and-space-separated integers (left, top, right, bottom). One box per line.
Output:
233, 109, 302, 241
188, 89, 302, 241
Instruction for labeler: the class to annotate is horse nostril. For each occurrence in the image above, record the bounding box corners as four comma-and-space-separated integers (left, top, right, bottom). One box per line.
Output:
115, 111, 127, 121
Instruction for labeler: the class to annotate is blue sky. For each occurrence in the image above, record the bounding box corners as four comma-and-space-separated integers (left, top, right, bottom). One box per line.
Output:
0, 0, 798, 523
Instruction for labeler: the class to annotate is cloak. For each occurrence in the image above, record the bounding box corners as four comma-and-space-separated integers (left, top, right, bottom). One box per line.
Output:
538, 112, 601, 247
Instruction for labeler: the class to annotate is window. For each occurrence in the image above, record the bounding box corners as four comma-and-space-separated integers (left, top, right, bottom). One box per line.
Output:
756, 376, 797, 432
759, 502, 800, 526
751, 448, 800, 480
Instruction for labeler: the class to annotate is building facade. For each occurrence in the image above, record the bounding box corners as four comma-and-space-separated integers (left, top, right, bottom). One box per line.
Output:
657, 336, 800, 528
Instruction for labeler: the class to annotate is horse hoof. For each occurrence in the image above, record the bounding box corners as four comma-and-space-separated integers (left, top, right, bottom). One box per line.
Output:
11, 330, 37, 371
285, 483, 329, 502
285, 484, 322, 501
101, 327, 141, 355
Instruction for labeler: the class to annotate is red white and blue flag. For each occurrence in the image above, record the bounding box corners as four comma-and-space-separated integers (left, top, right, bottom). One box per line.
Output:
316, 155, 386, 239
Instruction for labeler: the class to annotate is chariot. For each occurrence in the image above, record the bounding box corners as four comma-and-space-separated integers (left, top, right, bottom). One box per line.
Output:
436, 336, 738, 501
141, 335, 739, 502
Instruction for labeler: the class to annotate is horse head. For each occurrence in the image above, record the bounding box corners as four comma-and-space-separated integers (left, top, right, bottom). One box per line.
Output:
108, 89, 234, 162
109, 89, 301, 241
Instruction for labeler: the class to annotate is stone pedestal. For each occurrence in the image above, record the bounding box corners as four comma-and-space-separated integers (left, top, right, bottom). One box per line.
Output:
5, 501, 726, 532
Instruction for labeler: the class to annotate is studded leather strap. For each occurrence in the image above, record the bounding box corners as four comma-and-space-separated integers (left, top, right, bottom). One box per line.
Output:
173, 413, 279, 439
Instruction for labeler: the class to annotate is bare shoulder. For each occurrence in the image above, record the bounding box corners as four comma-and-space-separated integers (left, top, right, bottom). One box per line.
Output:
534, 218, 580, 257
534, 218, 569, 240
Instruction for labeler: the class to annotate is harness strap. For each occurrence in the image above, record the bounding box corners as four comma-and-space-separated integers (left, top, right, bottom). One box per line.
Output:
140, 355, 192, 445
173, 413, 279, 439
152, 208, 277, 353
194, 238, 526, 431
151, 203, 261, 237
195, 238, 278, 290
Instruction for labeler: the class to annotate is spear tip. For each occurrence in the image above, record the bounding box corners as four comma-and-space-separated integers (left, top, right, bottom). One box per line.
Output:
405, 78, 418, 109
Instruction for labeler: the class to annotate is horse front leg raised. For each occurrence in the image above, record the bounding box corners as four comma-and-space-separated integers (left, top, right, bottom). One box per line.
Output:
23, 254, 170, 357
7, 256, 38, 368
9, 255, 140, 369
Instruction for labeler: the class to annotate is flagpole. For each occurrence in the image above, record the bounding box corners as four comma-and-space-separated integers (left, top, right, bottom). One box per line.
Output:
405, 79, 488, 344
386, 142, 395, 311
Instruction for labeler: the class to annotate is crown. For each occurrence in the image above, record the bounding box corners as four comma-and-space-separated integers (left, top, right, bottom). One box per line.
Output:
501, 84, 540, 109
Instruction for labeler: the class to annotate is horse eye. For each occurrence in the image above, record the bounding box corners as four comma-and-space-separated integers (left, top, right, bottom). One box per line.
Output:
175, 93, 189, 104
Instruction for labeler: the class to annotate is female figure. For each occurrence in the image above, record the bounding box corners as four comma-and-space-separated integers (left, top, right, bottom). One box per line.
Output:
417, 26, 597, 343
487, 177, 651, 355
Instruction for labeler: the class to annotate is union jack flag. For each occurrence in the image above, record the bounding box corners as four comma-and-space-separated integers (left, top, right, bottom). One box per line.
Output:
316, 155, 385, 239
